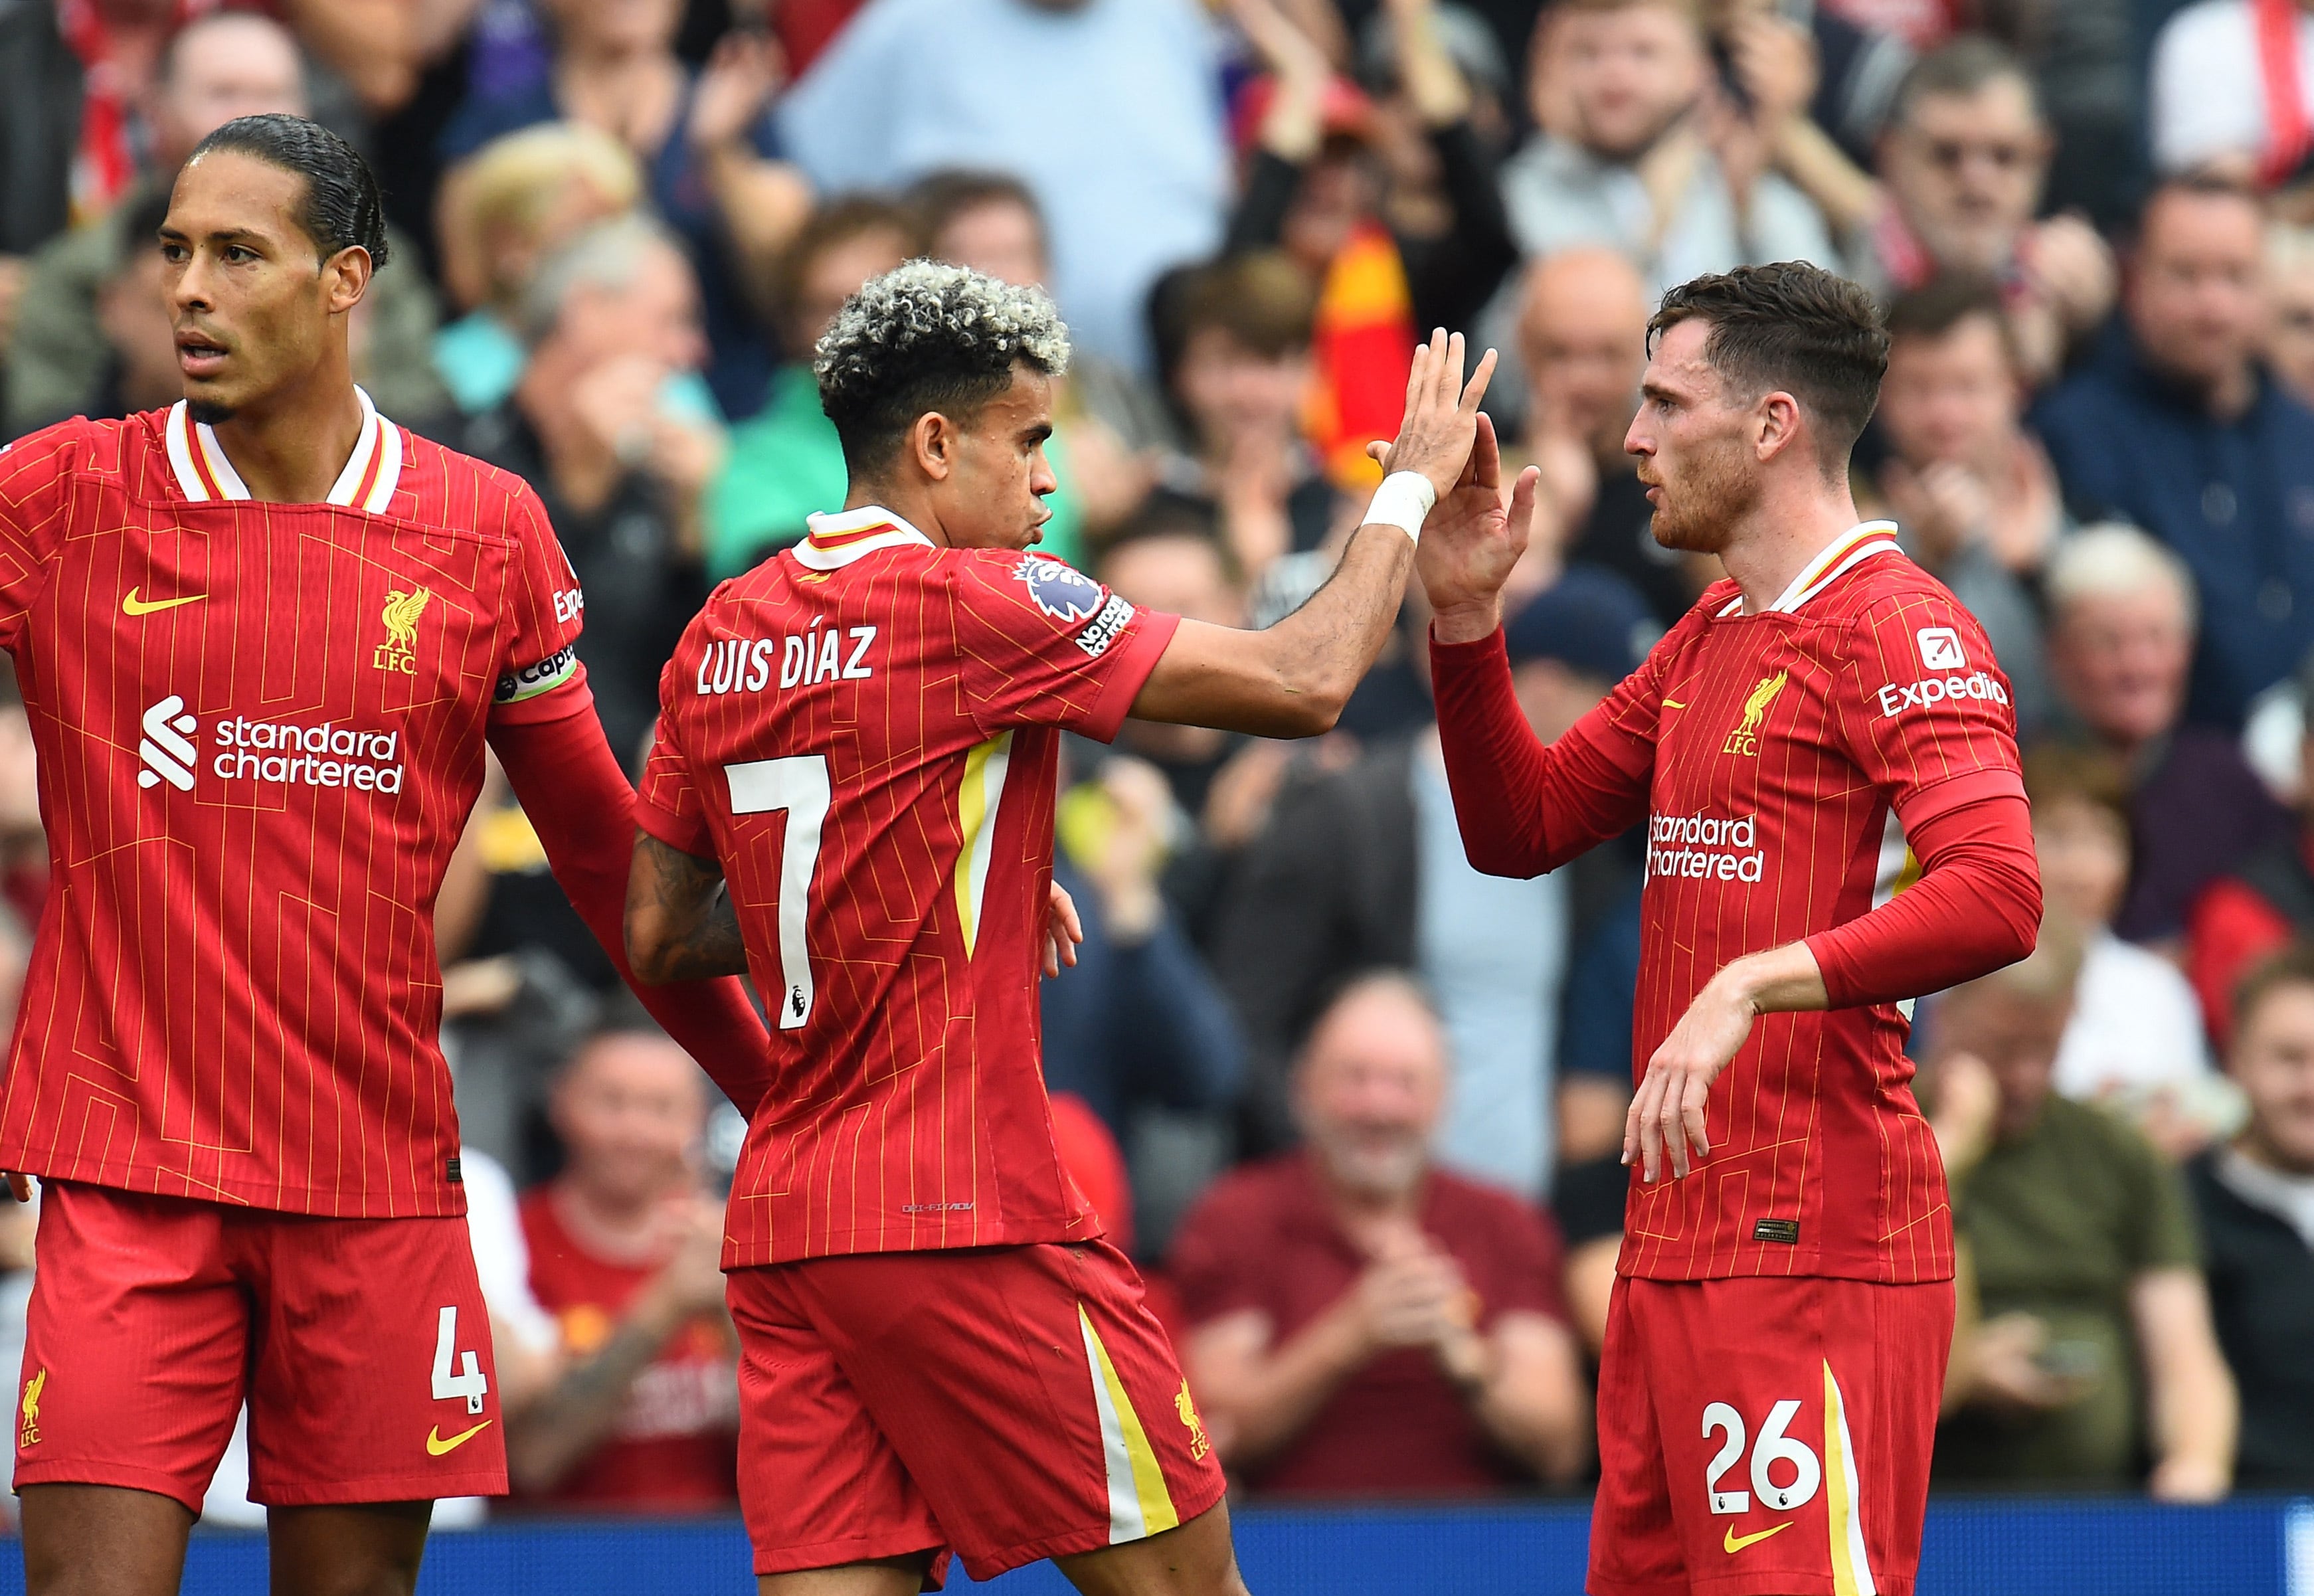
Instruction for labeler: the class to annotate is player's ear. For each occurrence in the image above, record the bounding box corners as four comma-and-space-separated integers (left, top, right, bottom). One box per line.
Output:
1753, 391, 1804, 464
322, 244, 372, 317
911, 411, 957, 484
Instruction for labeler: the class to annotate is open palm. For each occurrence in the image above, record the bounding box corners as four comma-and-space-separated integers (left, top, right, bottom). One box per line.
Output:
1416, 411, 1542, 640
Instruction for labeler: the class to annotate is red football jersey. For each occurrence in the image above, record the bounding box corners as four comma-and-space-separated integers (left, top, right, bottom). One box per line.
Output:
1439, 523, 2024, 1283
0, 395, 587, 1217
516, 1188, 739, 1510
636, 506, 1179, 1268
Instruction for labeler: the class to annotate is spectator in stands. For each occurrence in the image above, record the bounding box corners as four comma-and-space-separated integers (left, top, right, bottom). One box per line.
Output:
431, 122, 644, 417
1148, 252, 1342, 583
1225, 0, 1516, 488
776, 0, 1229, 372
1211, 569, 1651, 1182
2036, 177, 2314, 727
2045, 525, 2290, 946
1929, 931, 2238, 1499
2151, 0, 2314, 188
1514, 245, 1704, 627
1862, 37, 2114, 387
509, 1023, 738, 1508
6, 9, 448, 437
2269, 222, 2314, 412
2188, 946, 2314, 1488
458, 217, 715, 765
438, 0, 812, 418
2188, 648, 2314, 1045
1868, 275, 2058, 733
911, 167, 1174, 458
705, 198, 918, 581
2027, 745, 2223, 1152
64, 187, 179, 426
1170, 973, 1590, 1494
1045, 754, 1247, 1253
1499, 0, 1838, 300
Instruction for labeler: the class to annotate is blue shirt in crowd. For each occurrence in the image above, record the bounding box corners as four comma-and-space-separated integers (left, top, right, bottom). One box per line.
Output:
2034, 325, 2314, 727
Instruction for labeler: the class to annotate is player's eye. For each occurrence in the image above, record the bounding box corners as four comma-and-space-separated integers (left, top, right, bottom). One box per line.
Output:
224, 246, 258, 264
159, 242, 188, 263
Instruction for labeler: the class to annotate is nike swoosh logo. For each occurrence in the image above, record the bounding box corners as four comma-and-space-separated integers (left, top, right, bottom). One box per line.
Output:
123, 588, 207, 616
426, 1419, 493, 1457
1724, 1522, 1794, 1554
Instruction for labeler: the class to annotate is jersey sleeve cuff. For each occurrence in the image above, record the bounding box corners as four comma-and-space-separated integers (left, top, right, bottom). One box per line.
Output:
634, 794, 715, 858
1077, 608, 1182, 744
1893, 765, 2027, 832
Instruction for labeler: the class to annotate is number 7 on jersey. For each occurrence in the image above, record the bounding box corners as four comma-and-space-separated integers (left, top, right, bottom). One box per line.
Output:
725, 755, 830, 1030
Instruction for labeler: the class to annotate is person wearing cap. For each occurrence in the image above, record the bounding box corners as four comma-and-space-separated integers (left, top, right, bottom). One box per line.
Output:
1210, 564, 1657, 1196
1221, 0, 1520, 489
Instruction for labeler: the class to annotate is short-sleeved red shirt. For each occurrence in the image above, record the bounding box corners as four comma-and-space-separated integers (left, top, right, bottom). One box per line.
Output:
0, 397, 584, 1216
1166, 1152, 1570, 1496
636, 507, 1178, 1269
516, 1188, 739, 1510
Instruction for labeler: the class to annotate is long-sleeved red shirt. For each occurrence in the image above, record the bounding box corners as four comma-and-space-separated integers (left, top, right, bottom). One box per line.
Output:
1432, 529, 2038, 1281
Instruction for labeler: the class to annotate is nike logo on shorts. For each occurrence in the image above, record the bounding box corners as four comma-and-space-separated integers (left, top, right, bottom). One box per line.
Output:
1724, 1521, 1793, 1554
426, 1419, 492, 1457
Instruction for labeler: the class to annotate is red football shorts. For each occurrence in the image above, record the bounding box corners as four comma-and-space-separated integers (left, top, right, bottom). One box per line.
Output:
1590, 1274, 1954, 1596
13, 1181, 505, 1512
725, 1238, 1225, 1586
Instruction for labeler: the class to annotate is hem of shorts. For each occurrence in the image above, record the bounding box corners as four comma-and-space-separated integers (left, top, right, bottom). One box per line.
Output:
1612, 1259, 1955, 1285
954, 1467, 1229, 1583
1591, 1571, 1912, 1596
250, 1468, 507, 1506
0, 1158, 467, 1221
15, 1458, 209, 1514
752, 1532, 949, 1581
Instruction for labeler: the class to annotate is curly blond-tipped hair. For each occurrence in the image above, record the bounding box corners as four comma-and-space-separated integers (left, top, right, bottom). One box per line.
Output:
814, 260, 1071, 471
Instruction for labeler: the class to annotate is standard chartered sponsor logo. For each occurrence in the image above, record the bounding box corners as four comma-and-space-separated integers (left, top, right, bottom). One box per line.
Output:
1647, 811, 1766, 883
1875, 670, 2009, 719
137, 695, 198, 790
137, 696, 406, 794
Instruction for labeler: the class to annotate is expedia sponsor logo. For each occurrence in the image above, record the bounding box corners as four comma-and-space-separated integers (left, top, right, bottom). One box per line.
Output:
495, 644, 578, 705
1875, 670, 2009, 719
1075, 592, 1132, 659
1647, 811, 1765, 883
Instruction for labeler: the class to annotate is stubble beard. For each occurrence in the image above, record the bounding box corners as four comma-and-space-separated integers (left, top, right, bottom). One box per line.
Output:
1648, 440, 1759, 555
187, 399, 236, 426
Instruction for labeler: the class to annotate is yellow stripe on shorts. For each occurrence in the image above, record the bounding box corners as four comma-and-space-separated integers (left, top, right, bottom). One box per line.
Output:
1823, 1359, 1878, 1596
1078, 1304, 1178, 1541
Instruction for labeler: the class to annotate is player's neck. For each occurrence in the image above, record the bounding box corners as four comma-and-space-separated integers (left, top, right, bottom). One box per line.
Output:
843, 480, 950, 547
207, 371, 367, 505
1718, 478, 1867, 616
551, 1177, 677, 1263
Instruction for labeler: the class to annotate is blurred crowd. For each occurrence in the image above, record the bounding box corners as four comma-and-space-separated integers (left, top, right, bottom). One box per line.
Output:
3, 0, 2314, 1521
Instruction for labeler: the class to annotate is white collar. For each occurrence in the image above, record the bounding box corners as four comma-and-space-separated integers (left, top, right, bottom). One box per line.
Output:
1717, 520, 1905, 618
792, 505, 936, 571
164, 387, 403, 512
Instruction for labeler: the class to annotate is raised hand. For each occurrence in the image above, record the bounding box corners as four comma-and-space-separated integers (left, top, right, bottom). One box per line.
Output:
1373, 327, 1500, 501
1415, 409, 1543, 644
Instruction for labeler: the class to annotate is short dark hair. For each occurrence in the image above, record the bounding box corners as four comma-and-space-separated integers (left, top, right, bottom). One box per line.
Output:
814, 260, 1071, 476
1889, 34, 2040, 132
1176, 252, 1318, 360
907, 169, 1047, 256
2133, 171, 2266, 254
2020, 742, 2130, 830
770, 194, 921, 351
2233, 942, 2314, 1038
187, 114, 389, 271
1883, 272, 2020, 369
1648, 262, 1889, 466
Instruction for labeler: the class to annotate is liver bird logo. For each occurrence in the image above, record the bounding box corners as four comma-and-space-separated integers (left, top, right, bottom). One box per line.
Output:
1175, 1379, 1210, 1461
20, 1368, 44, 1447
1722, 671, 1787, 756
382, 586, 432, 650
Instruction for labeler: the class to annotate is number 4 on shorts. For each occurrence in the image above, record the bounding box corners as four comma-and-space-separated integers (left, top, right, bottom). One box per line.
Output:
432, 1304, 488, 1416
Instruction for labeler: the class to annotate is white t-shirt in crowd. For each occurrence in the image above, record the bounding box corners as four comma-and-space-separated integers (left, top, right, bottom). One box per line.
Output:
2151, 0, 2314, 173
2052, 930, 2217, 1100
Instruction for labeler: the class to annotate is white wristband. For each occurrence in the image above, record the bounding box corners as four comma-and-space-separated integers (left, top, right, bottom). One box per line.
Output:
1364, 470, 1437, 543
